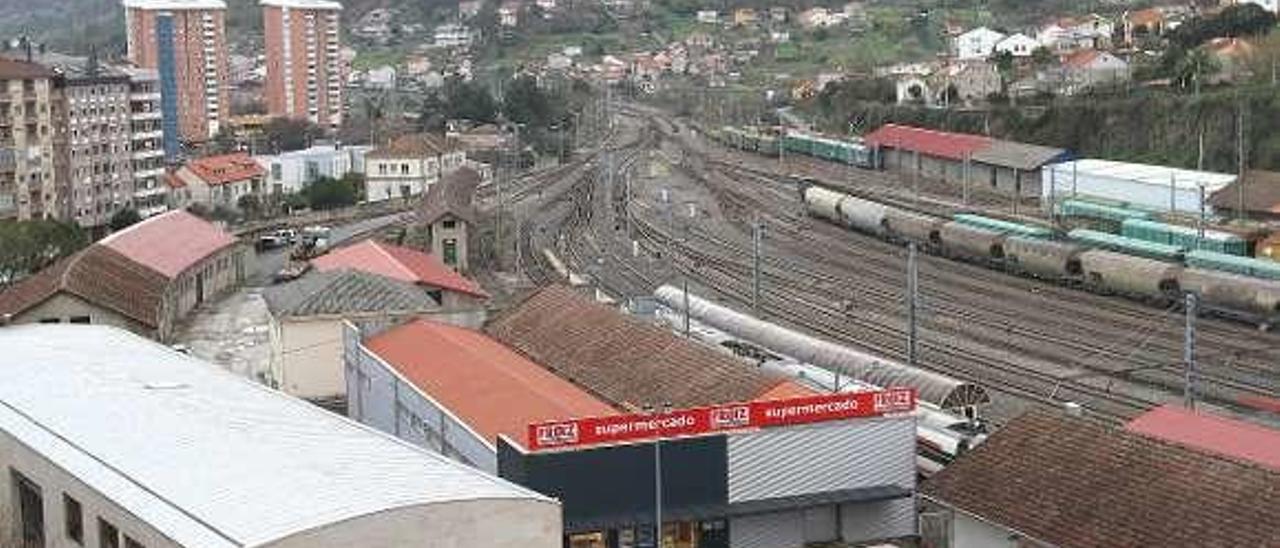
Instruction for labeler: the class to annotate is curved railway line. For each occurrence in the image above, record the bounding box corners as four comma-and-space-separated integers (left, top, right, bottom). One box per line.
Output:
508, 106, 1280, 426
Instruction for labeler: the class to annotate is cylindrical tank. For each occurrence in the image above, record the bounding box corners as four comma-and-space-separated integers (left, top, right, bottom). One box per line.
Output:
939, 221, 1005, 261
1003, 236, 1084, 278
1078, 249, 1181, 299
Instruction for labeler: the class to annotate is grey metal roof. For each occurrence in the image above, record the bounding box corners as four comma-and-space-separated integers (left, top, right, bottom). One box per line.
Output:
970, 140, 1067, 171
263, 269, 439, 318
0, 325, 553, 548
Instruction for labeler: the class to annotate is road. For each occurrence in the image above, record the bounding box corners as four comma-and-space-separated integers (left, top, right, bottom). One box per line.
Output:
246, 211, 414, 286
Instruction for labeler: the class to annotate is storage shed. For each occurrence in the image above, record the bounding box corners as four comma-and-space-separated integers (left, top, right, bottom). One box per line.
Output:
864, 124, 1066, 197
0, 325, 560, 548
1042, 160, 1236, 215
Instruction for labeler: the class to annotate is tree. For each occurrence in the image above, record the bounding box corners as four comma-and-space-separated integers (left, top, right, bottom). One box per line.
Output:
236, 195, 262, 220
305, 176, 360, 210
0, 220, 88, 290
108, 208, 142, 231
264, 117, 324, 152
1031, 46, 1055, 69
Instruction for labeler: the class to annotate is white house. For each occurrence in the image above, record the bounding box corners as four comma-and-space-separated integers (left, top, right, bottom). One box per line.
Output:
696, 9, 719, 23
364, 134, 467, 202
256, 145, 372, 195
956, 27, 1006, 60
0, 325, 561, 548
365, 65, 397, 89
995, 33, 1040, 57
434, 23, 476, 48
1058, 49, 1130, 95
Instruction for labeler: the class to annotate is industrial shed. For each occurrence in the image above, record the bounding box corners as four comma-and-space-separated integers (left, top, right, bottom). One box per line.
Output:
0, 325, 560, 548
1042, 159, 1236, 215
863, 124, 1066, 197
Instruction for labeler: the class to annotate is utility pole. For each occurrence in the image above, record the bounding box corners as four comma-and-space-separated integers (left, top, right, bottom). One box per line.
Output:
1237, 99, 1247, 221
1184, 293, 1197, 409
907, 242, 919, 367
962, 153, 971, 206
682, 276, 691, 338
1199, 184, 1206, 242
647, 402, 671, 548
752, 218, 763, 317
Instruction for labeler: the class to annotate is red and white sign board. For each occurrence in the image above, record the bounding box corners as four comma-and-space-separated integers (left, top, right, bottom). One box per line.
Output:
527, 387, 916, 452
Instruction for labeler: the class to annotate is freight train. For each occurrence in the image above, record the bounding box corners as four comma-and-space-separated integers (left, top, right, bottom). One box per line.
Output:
803, 185, 1280, 325
651, 289, 987, 477
705, 126, 877, 169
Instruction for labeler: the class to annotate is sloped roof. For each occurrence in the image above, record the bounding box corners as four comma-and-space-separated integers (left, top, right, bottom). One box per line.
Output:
484, 285, 806, 410
922, 411, 1280, 547
1207, 170, 1280, 213
366, 319, 619, 446
971, 140, 1067, 171
0, 246, 168, 328
0, 325, 553, 548
0, 57, 58, 79
182, 152, 266, 187
863, 124, 993, 161
420, 167, 481, 225
262, 269, 439, 318
367, 133, 459, 159
1126, 405, 1280, 471
311, 239, 488, 298
99, 209, 239, 279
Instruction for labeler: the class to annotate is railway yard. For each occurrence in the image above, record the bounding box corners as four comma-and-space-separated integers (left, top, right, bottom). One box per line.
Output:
484, 105, 1280, 428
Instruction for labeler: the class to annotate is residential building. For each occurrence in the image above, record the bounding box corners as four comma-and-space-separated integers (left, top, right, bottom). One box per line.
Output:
418, 167, 479, 272
263, 268, 482, 403
498, 2, 520, 27
896, 61, 1002, 107
733, 8, 758, 26
0, 210, 246, 341
994, 33, 1039, 57
1123, 8, 1166, 45
769, 6, 788, 23
256, 144, 370, 194
0, 58, 58, 221
1057, 49, 1130, 94
364, 133, 466, 202
921, 410, 1280, 547
167, 152, 267, 210
866, 124, 1068, 197
535, 0, 556, 13
1206, 37, 1256, 84
122, 67, 169, 218
124, 0, 231, 144
310, 238, 488, 309
954, 27, 1005, 60
262, 0, 345, 129
696, 10, 719, 24
35, 53, 135, 230
434, 23, 477, 48
459, 0, 482, 18
364, 65, 397, 89
1039, 14, 1114, 52
0, 324, 561, 548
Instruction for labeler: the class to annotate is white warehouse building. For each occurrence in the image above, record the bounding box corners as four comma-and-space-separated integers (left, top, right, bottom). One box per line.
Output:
257, 144, 373, 195
0, 325, 560, 548
1042, 159, 1236, 215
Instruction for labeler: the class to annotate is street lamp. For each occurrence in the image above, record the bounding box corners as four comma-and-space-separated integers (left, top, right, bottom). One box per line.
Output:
644, 402, 673, 548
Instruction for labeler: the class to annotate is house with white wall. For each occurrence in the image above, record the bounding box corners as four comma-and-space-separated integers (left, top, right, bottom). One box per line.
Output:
955, 27, 1006, 60
364, 134, 466, 202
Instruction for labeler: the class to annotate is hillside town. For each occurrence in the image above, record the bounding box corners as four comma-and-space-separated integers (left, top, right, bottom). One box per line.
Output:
3, 0, 1280, 547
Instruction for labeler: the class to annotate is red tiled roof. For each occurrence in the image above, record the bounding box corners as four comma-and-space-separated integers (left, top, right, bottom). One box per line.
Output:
183, 152, 265, 187
922, 411, 1280, 547
164, 172, 186, 189
0, 246, 168, 328
863, 124, 993, 161
365, 319, 618, 447
1062, 49, 1103, 69
366, 134, 459, 159
99, 209, 239, 279
484, 285, 807, 410
1128, 8, 1164, 26
0, 57, 56, 79
1126, 405, 1280, 471
311, 239, 487, 298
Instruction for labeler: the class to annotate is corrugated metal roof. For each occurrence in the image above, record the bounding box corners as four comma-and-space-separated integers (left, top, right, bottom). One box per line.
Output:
262, 269, 440, 318
1126, 405, 1280, 471
1048, 159, 1236, 193
99, 210, 239, 279
863, 124, 992, 161
0, 325, 552, 548
970, 140, 1066, 171
366, 319, 619, 447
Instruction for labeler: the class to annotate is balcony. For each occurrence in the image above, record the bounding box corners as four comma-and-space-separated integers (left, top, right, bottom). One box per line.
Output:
132, 148, 165, 161
133, 184, 167, 198
132, 111, 163, 122
130, 92, 162, 103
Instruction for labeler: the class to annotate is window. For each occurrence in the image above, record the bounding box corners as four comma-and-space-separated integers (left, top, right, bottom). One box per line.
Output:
12, 469, 44, 547
400, 163, 410, 175
65, 494, 83, 544
442, 219, 456, 229
123, 536, 144, 548
39, 318, 61, 324
69, 316, 90, 324
98, 518, 119, 548
443, 238, 458, 266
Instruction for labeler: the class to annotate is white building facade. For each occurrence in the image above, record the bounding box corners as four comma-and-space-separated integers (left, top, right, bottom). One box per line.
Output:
257, 144, 371, 194
955, 27, 1006, 60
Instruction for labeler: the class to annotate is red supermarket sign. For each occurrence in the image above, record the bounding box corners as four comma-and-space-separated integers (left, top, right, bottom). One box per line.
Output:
526, 387, 916, 452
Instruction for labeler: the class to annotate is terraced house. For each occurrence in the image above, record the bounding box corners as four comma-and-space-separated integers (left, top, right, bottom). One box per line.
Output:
364, 133, 466, 202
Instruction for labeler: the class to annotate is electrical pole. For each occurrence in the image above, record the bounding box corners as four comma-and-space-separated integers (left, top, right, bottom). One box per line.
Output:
907, 242, 919, 367
1238, 99, 1246, 221
1184, 292, 1197, 409
752, 218, 763, 317
683, 276, 691, 338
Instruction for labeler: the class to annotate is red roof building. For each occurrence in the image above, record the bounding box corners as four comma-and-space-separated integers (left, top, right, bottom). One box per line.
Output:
364, 319, 618, 445
170, 153, 268, 211
863, 124, 992, 161
1126, 405, 1280, 471
184, 153, 265, 187
100, 209, 238, 279
311, 239, 488, 300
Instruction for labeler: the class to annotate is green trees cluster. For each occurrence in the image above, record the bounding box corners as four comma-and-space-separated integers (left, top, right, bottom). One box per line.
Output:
0, 220, 88, 290
304, 173, 365, 210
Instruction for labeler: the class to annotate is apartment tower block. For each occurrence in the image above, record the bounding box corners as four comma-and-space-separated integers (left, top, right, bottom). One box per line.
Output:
262, 0, 344, 129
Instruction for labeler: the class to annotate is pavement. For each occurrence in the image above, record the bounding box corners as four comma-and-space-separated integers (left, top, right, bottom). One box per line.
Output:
174, 288, 273, 384
247, 211, 414, 286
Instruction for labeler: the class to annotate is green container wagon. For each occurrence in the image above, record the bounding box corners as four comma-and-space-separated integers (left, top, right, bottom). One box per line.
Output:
954, 214, 1053, 239
1186, 250, 1280, 280
1069, 229, 1185, 261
